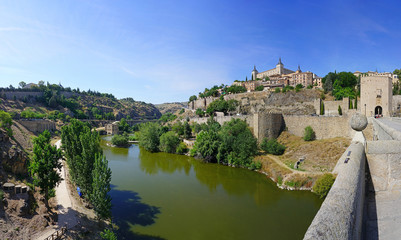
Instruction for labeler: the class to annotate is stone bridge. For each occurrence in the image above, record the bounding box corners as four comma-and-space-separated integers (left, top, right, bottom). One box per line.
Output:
304, 116, 401, 239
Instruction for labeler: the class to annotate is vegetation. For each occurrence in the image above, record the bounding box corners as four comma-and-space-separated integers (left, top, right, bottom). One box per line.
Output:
61, 119, 112, 220
255, 85, 264, 91
0, 110, 13, 136
159, 131, 180, 153
206, 98, 238, 115
189, 95, 197, 102
275, 87, 281, 93
322, 72, 357, 100
338, 105, 342, 115
118, 118, 130, 132
303, 126, 316, 141
191, 118, 258, 167
138, 122, 160, 152
260, 138, 286, 155
29, 130, 62, 208
100, 229, 117, 240
295, 84, 303, 92
196, 108, 205, 117
159, 113, 177, 122
320, 101, 325, 115
225, 85, 247, 94
313, 173, 335, 198
111, 134, 129, 146
90, 154, 112, 220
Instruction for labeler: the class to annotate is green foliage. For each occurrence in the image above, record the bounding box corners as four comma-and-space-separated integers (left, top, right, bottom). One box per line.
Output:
189, 95, 197, 102
179, 108, 185, 114
248, 161, 262, 170
118, 118, 130, 132
159, 113, 177, 122
260, 138, 286, 155
29, 130, 62, 207
313, 173, 335, 198
20, 109, 46, 119
159, 131, 180, 153
183, 121, 192, 139
354, 98, 358, 109
349, 98, 353, 109
226, 85, 247, 94
90, 154, 112, 220
138, 122, 160, 152
255, 85, 264, 91
338, 105, 342, 115
303, 126, 316, 141
274, 87, 281, 93
323, 72, 357, 100
0, 110, 13, 136
172, 121, 184, 136
320, 92, 326, 100
61, 119, 102, 197
0, 189, 3, 200
206, 99, 238, 115
196, 108, 205, 117
100, 229, 117, 240
111, 134, 129, 146
307, 85, 313, 89
320, 101, 325, 115
282, 85, 294, 93
176, 142, 188, 154
192, 130, 220, 162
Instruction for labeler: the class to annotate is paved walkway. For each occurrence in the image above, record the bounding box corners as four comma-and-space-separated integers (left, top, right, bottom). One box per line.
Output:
33, 140, 78, 240
366, 118, 401, 239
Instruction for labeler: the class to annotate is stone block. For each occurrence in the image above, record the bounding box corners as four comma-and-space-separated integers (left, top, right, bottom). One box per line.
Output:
367, 141, 401, 154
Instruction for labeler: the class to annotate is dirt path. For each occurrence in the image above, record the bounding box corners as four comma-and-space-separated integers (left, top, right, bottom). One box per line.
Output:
33, 140, 78, 240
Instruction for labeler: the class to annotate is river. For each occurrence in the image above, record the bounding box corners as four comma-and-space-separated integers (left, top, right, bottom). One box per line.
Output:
101, 137, 322, 240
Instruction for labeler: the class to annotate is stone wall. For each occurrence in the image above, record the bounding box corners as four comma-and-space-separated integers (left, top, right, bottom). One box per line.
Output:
283, 115, 352, 139
0, 91, 43, 100
314, 98, 359, 116
17, 120, 56, 133
304, 132, 366, 239
372, 118, 401, 141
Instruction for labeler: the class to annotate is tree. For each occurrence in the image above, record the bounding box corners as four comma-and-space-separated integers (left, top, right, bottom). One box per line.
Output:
0, 110, 13, 136
159, 131, 180, 153
19, 81, 26, 88
320, 101, 325, 115
100, 229, 117, 240
255, 85, 264, 91
275, 88, 281, 93
304, 126, 316, 141
91, 154, 112, 220
313, 173, 335, 198
138, 122, 160, 152
196, 108, 205, 117
189, 95, 197, 102
111, 134, 129, 146
349, 98, 353, 109
354, 98, 358, 110
338, 105, 342, 116
183, 121, 192, 139
191, 129, 220, 162
119, 118, 130, 132
29, 130, 62, 208
260, 138, 286, 155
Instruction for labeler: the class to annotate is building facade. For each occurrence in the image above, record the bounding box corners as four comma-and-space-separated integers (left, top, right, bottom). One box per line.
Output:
360, 76, 393, 117
354, 71, 399, 85
106, 121, 119, 135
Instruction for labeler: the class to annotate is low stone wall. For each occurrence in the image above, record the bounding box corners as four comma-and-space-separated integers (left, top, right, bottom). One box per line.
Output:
283, 115, 352, 139
17, 120, 56, 133
372, 118, 401, 140
304, 132, 366, 239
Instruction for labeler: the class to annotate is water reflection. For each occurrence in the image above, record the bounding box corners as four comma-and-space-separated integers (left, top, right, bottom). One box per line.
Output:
110, 185, 164, 240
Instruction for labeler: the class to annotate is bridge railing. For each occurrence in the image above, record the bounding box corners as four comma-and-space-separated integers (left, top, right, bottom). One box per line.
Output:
304, 132, 366, 240
44, 227, 67, 240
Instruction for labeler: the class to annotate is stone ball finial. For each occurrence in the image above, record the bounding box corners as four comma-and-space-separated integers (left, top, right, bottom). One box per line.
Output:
350, 113, 368, 131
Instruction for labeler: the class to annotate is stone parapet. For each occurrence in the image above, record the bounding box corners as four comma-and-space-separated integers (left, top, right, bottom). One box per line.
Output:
304, 132, 366, 240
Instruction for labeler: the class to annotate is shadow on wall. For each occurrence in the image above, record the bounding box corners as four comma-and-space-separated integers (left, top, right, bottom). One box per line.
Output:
109, 185, 165, 240
364, 163, 378, 240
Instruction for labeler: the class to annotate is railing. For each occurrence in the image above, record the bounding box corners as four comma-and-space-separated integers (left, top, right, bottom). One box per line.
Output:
44, 227, 67, 240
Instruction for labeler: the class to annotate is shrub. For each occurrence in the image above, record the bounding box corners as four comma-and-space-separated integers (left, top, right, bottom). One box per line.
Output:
320, 101, 325, 115
260, 138, 286, 155
159, 131, 180, 153
176, 142, 188, 154
338, 105, 342, 115
196, 108, 205, 117
313, 173, 335, 198
275, 88, 281, 93
248, 161, 262, 170
303, 126, 316, 141
111, 134, 128, 146
255, 85, 264, 91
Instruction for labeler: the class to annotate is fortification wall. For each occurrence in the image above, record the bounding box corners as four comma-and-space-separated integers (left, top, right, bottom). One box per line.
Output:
314, 98, 359, 116
283, 115, 351, 139
17, 120, 56, 133
0, 91, 43, 100
304, 132, 366, 239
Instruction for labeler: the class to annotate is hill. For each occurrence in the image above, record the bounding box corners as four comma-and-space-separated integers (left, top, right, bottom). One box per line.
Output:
155, 102, 187, 114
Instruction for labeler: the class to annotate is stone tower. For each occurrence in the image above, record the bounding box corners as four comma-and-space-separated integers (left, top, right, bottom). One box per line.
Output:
360, 76, 393, 117
276, 57, 284, 75
252, 65, 258, 80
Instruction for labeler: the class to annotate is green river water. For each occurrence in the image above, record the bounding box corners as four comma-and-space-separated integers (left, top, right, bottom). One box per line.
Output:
101, 137, 323, 240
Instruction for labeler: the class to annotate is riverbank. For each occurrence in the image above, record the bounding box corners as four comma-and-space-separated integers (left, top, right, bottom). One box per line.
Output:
254, 131, 350, 190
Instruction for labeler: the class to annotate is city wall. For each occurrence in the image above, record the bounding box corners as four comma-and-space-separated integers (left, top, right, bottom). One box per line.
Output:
283, 115, 352, 139
17, 120, 56, 133
304, 132, 366, 239
314, 98, 360, 116
0, 91, 79, 101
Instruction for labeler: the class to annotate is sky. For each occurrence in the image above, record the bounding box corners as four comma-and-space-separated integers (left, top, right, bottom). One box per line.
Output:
0, 0, 400, 104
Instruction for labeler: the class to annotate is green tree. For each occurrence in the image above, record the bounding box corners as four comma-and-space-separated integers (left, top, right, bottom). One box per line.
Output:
29, 130, 62, 209
19, 81, 26, 88
304, 126, 316, 141
255, 85, 264, 91
320, 101, 325, 115
138, 122, 160, 152
111, 134, 129, 146
260, 138, 286, 155
119, 118, 130, 132
338, 105, 342, 115
275, 87, 281, 93
354, 98, 358, 109
91, 154, 112, 220
189, 95, 197, 102
183, 121, 192, 139
196, 108, 205, 117
159, 131, 180, 153
0, 110, 13, 136
191, 129, 220, 162
313, 173, 335, 198
100, 229, 117, 240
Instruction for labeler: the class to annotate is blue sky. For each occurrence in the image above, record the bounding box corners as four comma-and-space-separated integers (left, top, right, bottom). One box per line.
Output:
0, 0, 400, 104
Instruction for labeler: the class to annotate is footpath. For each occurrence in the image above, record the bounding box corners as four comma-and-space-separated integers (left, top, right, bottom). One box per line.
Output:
33, 140, 78, 240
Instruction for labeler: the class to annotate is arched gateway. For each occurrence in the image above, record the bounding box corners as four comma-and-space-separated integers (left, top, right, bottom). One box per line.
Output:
375, 106, 383, 115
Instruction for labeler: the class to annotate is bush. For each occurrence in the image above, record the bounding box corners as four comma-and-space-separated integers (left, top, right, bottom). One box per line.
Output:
338, 105, 342, 115
159, 131, 180, 153
176, 142, 188, 154
196, 108, 205, 117
248, 161, 262, 170
303, 126, 316, 141
260, 138, 286, 155
111, 134, 129, 146
275, 88, 281, 93
255, 85, 264, 91
313, 173, 335, 198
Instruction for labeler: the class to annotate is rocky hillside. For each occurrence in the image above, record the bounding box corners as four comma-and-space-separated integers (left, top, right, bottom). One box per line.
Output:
155, 102, 187, 114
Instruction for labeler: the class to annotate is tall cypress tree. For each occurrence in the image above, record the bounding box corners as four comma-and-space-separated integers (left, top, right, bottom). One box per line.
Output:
91, 154, 112, 220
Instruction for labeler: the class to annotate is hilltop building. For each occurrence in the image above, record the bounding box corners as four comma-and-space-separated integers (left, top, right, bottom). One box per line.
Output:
354, 71, 399, 85
106, 121, 119, 135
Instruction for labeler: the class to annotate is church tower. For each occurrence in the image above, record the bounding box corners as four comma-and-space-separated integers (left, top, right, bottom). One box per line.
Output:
252, 65, 258, 80
276, 57, 284, 75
